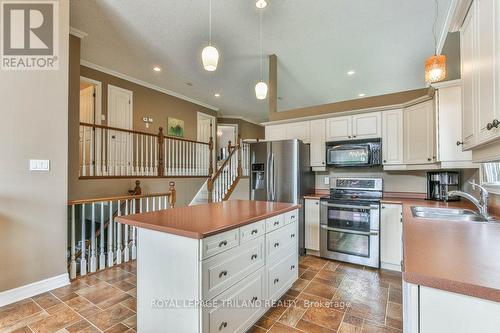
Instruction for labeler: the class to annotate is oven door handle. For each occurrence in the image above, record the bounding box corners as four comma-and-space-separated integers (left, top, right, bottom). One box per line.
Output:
320, 225, 379, 236
320, 201, 375, 210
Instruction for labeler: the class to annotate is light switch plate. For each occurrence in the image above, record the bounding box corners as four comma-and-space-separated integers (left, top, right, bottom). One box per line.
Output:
324, 177, 330, 185
30, 159, 50, 171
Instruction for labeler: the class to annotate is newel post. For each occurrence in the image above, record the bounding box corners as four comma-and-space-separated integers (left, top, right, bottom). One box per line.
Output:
158, 127, 165, 176
130, 180, 142, 213
168, 182, 176, 208
207, 136, 214, 203
237, 135, 243, 177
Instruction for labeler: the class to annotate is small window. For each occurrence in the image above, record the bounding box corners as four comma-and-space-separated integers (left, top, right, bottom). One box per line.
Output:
481, 162, 500, 194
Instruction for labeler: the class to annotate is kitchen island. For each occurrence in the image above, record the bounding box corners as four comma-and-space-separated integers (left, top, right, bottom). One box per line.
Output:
116, 200, 300, 333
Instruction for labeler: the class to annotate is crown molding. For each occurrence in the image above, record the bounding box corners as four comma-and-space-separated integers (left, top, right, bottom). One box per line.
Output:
448, 0, 473, 32
80, 60, 219, 112
431, 78, 462, 89
69, 27, 88, 39
217, 115, 265, 126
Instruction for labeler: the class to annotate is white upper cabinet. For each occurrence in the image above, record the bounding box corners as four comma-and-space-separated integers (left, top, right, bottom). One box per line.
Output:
265, 124, 286, 141
352, 112, 382, 139
382, 109, 404, 165
404, 101, 435, 164
309, 119, 326, 167
285, 121, 310, 143
435, 83, 474, 167
325, 116, 352, 141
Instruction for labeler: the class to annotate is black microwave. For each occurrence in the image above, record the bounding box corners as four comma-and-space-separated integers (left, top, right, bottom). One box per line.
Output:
326, 138, 382, 167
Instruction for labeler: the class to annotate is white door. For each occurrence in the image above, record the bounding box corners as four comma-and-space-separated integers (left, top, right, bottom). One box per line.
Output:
309, 119, 326, 167
79, 86, 95, 176
304, 199, 320, 251
380, 203, 403, 271
404, 101, 435, 164
197, 112, 216, 174
108, 85, 133, 176
352, 112, 381, 139
265, 125, 286, 141
285, 121, 310, 143
325, 116, 352, 141
382, 109, 404, 165
460, 6, 477, 149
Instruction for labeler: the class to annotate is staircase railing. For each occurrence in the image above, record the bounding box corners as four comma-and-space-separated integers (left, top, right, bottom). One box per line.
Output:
207, 137, 250, 202
66, 181, 176, 279
79, 122, 212, 178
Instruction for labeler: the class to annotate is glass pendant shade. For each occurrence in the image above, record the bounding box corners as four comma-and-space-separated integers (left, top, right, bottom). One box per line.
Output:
255, 81, 268, 100
202, 45, 219, 71
425, 54, 447, 83
256, 0, 267, 9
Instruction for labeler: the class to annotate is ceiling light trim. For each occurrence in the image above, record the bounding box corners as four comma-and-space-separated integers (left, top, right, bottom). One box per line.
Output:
81, 60, 219, 111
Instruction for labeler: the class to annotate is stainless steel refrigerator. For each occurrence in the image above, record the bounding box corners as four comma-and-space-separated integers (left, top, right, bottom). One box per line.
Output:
249, 139, 314, 255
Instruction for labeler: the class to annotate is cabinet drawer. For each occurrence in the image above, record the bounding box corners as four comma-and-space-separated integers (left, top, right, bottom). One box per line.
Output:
267, 248, 298, 301
202, 237, 265, 300
266, 220, 298, 261
266, 214, 285, 232
203, 267, 265, 333
201, 229, 240, 260
240, 220, 266, 244
284, 209, 299, 225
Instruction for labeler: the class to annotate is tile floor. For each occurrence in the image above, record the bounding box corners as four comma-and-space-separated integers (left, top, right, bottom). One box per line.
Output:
0, 256, 402, 333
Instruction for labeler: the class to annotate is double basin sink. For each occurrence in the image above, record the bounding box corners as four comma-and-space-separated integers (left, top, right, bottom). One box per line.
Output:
411, 206, 497, 223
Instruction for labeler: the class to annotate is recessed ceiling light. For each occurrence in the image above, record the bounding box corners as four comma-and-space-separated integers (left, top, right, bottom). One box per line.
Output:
358, 93, 366, 97
152, 66, 161, 72
256, 0, 267, 9
214, 93, 220, 97
186, 82, 193, 86
347, 70, 356, 76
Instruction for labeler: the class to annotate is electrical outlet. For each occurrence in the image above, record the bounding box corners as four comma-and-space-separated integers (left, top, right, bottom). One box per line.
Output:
29, 159, 50, 171
324, 177, 330, 185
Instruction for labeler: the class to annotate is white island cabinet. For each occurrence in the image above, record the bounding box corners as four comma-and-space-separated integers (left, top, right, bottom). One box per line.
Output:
117, 201, 299, 333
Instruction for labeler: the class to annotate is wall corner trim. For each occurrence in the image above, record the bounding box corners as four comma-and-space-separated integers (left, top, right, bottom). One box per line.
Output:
0, 273, 70, 307
80, 60, 220, 112
69, 27, 88, 39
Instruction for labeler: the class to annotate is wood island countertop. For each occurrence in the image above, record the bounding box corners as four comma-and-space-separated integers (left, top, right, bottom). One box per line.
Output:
116, 200, 300, 239
384, 197, 500, 303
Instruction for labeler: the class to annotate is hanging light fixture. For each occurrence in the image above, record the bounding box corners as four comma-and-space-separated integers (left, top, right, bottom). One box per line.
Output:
202, 0, 219, 71
255, 8, 268, 100
425, 0, 446, 83
255, 0, 267, 9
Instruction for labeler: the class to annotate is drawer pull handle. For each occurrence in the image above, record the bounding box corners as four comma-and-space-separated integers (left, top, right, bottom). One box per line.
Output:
218, 240, 228, 247
219, 322, 228, 330
251, 296, 258, 302
251, 229, 258, 235
290, 233, 296, 238
219, 271, 228, 278
274, 242, 280, 248
290, 265, 296, 270
274, 278, 280, 284
274, 221, 279, 226
291, 215, 296, 219
251, 254, 258, 260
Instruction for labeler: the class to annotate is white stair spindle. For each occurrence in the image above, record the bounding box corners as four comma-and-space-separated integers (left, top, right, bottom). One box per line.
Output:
82, 126, 87, 176
116, 200, 122, 264
107, 200, 114, 267
89, 203, 97, 273
99, 202, 106, 270
70, 205, 76, 279
164, 138, 168, 176
80, 204, 87, 276
146, 197, 150, 212
140, 134, 144, 175
131, 199, 137, 260
95, 128, 101, 176
150, 136, 154, 175
124, 200, 130, 262
152, 196, 156, 211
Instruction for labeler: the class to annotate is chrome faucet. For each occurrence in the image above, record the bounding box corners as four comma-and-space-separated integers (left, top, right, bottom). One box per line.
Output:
448, 181, 493, 220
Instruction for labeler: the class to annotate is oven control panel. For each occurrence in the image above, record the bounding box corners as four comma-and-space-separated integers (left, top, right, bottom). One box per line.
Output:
333, 178, 382, 191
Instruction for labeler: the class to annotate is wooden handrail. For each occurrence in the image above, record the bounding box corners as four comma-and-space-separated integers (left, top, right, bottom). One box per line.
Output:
211, 143, 240, 180
79, 122, 209, 145
68, 192, 173, 206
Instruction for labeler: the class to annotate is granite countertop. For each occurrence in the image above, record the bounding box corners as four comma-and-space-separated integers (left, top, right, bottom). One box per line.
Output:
116, 200, 300, 239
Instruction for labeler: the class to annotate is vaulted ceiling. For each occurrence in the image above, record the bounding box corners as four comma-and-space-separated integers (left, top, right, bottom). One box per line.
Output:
70, 0, 452, 122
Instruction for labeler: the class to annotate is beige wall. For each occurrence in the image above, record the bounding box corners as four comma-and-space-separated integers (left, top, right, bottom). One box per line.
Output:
0, 2, 69, 291
217, 117, 265, 140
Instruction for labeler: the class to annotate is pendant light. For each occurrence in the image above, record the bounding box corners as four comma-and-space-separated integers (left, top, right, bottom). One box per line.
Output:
425, 0, 446, 83
202, 0, 219, 71
255, 9, 268, 100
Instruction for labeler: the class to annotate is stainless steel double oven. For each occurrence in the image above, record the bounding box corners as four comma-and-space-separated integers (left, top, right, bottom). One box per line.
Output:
319, 178, 382, 268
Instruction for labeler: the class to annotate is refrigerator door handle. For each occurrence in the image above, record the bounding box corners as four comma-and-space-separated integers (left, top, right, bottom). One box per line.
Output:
270, 153, 275, 201
266, 153, 271, 201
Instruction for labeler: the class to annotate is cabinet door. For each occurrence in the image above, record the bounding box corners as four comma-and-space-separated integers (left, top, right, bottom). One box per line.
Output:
352, 112, 381, 139
404, 101, 435, 164
265, 125, 286, 141
460, 5, 477, 149
285, 121, 310, 143
309, 119, 326, 167
382, 109, 404, 165
304, 199, 320, 251
477, 0, 498, 144
380, 204, 402, 271
325, 116, 352, 141
436, 86, 473, 163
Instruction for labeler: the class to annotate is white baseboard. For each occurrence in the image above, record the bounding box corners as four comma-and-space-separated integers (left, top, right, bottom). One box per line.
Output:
0, 273, 70, 307
381, 262, 402, 272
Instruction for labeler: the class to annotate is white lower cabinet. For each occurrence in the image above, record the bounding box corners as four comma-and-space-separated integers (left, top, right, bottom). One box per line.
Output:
380, 203, 403, 271
304, 199, 320, 252
266, 247, 298, 300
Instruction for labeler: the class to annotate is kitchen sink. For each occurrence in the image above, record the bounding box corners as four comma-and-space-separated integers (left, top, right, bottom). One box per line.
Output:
410, 206, 494, 223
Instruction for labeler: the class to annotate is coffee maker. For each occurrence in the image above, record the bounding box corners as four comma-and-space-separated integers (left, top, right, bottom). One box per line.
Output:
427, 171, 460, 201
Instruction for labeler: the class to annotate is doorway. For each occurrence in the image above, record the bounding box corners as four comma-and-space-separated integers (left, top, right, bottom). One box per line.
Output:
217, 124, 238, 161
197, 112, 217, 172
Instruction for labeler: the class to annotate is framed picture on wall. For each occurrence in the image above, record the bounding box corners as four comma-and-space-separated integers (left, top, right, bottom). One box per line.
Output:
167, 117, 185, 137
